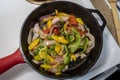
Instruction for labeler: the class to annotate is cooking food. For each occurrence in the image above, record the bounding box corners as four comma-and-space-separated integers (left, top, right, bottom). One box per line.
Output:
27, 10, 95, 75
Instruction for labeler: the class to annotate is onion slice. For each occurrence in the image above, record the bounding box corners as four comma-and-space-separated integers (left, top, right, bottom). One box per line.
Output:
52, 16, 60, 25
33, 23, 47, 39
60, 16, 69, 21
85, 33, 95, 53
43, 40, 56, 46
28, 28, 33, 44
32, 59, 43, 65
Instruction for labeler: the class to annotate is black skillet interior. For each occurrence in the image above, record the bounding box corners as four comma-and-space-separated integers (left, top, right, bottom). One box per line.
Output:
20, 1, 104, 79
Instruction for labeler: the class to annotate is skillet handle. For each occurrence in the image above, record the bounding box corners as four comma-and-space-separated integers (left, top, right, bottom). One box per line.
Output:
0, 48, 25, 74
87, 9, 106, 33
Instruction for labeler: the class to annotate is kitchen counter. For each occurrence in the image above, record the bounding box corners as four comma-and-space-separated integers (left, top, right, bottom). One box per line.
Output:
0, 0, 120, 80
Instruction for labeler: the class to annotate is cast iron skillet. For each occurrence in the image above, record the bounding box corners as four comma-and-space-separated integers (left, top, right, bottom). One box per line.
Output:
0, 1, 106, 79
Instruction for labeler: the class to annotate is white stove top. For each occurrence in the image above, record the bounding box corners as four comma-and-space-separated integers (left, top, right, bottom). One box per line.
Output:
0, 0, 120, 80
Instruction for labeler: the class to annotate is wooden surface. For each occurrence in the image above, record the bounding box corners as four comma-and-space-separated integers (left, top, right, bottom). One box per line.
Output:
109, 0, 120, 46
91, 0, 119, 44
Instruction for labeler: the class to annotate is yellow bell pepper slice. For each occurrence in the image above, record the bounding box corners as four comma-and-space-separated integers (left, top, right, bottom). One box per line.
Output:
40, 64, 51, 70
34, 55, 41, 61
71, 54, 77, 61
47, 19, 52, 29
55, 72, 62, 75
51, 35, 68, 44
76, 18, 84, 25
64, 22, 67, 33
55, 9, 69, 17
58, 12, 69, 16
39, 51, 45, 59
43, 26, 47, 30
55, 9, 58, 15
52, 63, 59, 68
28, 38, 40, 50
47, 55, 55, 63
38, 46, 55, 63
39, 52, 54, 64
55, 43, 61, 53
42, 16, 53, 23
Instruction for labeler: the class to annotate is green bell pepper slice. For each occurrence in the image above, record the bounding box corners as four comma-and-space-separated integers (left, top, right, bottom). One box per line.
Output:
80, 37, 89, 53
68, 27, 81, 53
47, 49, 57, 57
68, 33, 75, 42
63, 45, 71, 65
33, 44, 44, 56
